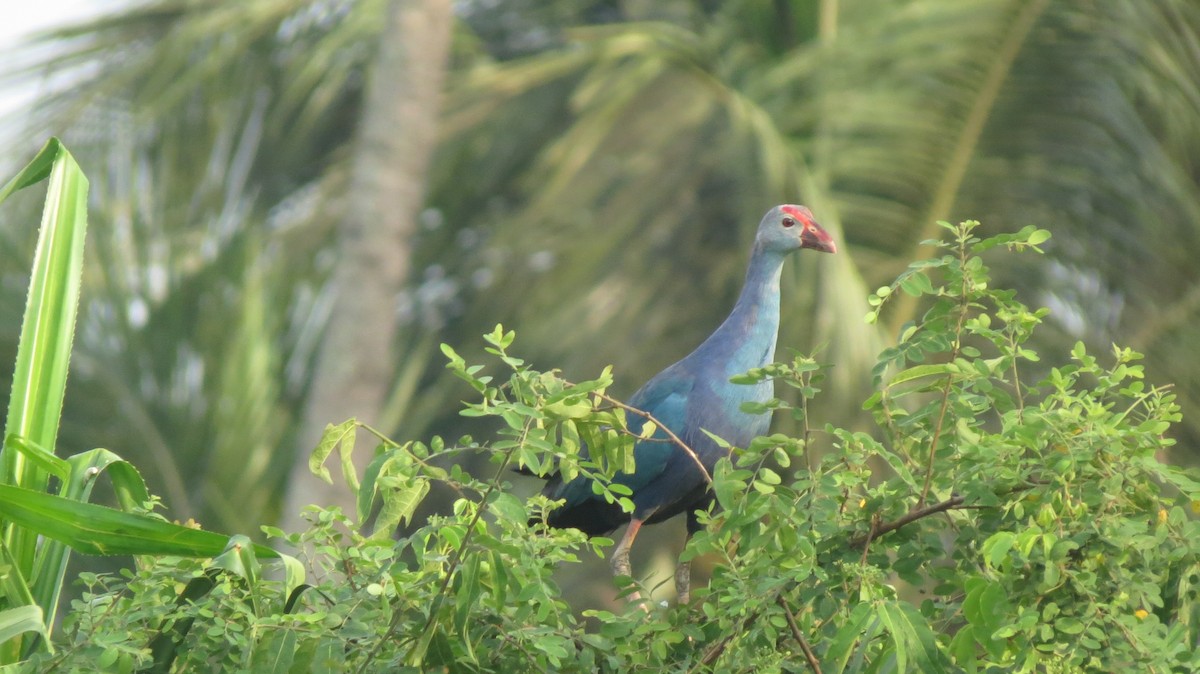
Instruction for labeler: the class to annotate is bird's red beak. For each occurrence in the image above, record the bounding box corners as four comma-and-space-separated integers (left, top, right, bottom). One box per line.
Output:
801, 220, 838, 254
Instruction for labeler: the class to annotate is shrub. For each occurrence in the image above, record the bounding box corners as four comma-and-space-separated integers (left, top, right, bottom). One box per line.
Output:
26, 221, 1200, 672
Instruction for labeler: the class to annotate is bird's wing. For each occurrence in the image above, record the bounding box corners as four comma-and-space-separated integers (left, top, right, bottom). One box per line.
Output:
614, 367, 695, 491
541, 365, 694, 511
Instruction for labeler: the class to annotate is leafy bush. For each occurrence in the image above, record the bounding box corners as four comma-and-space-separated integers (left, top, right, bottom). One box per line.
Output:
25, 220, 1198, 673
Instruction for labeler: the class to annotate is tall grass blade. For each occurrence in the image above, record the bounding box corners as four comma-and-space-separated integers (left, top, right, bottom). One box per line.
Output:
0, 484, 280, 558
0, 137, 88, 660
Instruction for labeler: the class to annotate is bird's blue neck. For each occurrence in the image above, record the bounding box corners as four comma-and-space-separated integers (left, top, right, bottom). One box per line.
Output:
696, 242, 786, 376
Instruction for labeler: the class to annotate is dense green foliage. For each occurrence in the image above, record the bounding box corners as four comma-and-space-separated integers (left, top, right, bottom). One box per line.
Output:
25, 222, 1199, 672
7, 1, 1200, 541
5, 1, 1200, 665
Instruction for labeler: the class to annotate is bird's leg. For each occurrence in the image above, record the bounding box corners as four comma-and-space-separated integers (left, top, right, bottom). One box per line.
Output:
676, 508, 704, 605
610, 519, 644, 603
674, 558, 691, 605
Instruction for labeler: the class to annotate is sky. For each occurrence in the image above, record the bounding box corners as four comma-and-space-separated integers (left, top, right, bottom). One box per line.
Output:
0, 0, 118, 128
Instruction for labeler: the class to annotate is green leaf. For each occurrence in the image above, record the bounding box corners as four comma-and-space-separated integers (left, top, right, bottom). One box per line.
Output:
898, 271, 934, 297
0, 546, 38, 652
637, 420, 657, 439
374, 478, 430, 532
146, 569, 220, 673
212, 535, 262, 612
1, 140, 90, 637
888, 363, 954, 388
875, 602, 910, 673
1071, 341, 1087, 361
1, 139, 88, 488
248, 628, 298, 674
826, 602, 878, 674
962, 578, 1009, 659
0, 140, 92, 660
308, 419, 357, 487
1055, 616, 1085, 635
0, 606, 50, 655
357, 448, 391, 527
214, 532, 264, 585
1, 435, 68, 482
982, 531, 1015, 570
29, 448, 154, 639
1025, 228, 1051, 246
949, 625, 978, 673
308, 638, 342, 674
0, 484, 278, 558
544, 399, 593, 419
488, 492, 528, 525
454, 554, 482, 660
63, 449, 152, 512
877, 600, 949, 674
757, 467, 782, 485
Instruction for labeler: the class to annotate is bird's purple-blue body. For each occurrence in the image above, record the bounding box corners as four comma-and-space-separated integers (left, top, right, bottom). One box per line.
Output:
536, 205, 837, 602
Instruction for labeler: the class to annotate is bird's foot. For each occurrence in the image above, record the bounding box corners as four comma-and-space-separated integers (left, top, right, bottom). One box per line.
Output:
611, 547, 632, 579
609, 519, 649, 607
610, 548, 647, 606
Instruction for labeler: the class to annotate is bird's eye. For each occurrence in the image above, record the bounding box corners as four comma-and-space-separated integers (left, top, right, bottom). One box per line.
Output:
782, 217, 796, 228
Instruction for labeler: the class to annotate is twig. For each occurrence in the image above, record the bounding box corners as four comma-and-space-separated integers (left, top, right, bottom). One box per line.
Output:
699, 489, 1006, 671
917, 234, 972, 507
777, 596, 823, 674
698, 638, 729, 668
695, 593, 823, 671
798, 366, 814, 472
696, 610, 753, 669
917, 378, 954, 507
1008, 335, 1025, 419
365, 421, 524, 672
594, 391, 712, 485
848, 494, 966, 549
858, 513, 880, 566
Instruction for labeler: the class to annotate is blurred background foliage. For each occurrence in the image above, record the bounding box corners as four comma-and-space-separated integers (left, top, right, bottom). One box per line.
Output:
1, 0, 1198, 602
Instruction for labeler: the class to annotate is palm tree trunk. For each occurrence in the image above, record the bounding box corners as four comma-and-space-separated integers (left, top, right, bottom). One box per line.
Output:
282, 0, 453, 530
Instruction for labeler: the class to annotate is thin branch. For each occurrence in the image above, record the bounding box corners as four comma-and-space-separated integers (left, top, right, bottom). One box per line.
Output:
777, 596, 823, 674
848, 494, 966, 549
700, 488, 1014, 671
858, 513, 880, 566
917, 378, 954, 506
696, 612, 751, 669
919, 233, 972, 507
696, 590, 823, 671
1007, 336, 1025, 419
800, 367, 814, 472
594, 391, 712, 485
366, 421, 523, 672
694, 587, 820, 670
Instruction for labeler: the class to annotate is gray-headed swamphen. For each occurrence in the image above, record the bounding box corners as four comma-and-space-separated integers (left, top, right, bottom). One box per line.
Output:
532, 204, 837, 603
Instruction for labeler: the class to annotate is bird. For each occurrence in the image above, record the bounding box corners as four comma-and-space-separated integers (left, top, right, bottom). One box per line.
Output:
531, 204, 837, 604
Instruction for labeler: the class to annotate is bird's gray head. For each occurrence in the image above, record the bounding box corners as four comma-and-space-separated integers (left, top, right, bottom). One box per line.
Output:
755, 204, 837, 255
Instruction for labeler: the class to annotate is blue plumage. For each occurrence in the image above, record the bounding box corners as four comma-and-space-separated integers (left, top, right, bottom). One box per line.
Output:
535, 204, 836, 602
